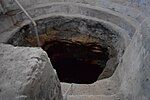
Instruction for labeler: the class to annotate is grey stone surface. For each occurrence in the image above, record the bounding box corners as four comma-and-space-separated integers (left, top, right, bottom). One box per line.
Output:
0, 44, 62, 100
98, 57, 118, 80
0, 15, 14, 32
0, 20, 30, 43
66, 94, 120, 100
116, 18, 150, 100
0, 0, 150, 100
21, 2, 137, 36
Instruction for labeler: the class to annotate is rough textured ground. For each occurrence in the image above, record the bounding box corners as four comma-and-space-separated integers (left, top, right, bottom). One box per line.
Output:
0, 44, 62, 100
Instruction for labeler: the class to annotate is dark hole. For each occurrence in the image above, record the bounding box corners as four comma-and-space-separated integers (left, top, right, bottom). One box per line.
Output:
42, 40, 109, 84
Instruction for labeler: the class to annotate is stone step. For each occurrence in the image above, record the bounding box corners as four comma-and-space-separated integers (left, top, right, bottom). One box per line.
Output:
61, 78, 119, 95
64, 94, 120, 100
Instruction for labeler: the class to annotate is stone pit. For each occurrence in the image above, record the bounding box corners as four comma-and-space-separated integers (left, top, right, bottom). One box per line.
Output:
7, 16, 123, 84
0, 0, 150, 100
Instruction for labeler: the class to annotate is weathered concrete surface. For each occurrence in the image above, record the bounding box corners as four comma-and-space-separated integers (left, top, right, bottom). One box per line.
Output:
0, 44, 62, 100
116, 18, 150, 100
98, 57, 118, 80
66, 94, 120, 100
0, 0, 140, 34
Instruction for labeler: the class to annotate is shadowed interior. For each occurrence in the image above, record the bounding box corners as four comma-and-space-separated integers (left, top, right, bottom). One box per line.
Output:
42, 40, 109, 84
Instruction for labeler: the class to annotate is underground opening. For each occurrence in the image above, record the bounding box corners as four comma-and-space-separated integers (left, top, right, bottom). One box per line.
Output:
42, 40, 109, 84
7, 16, 121, 84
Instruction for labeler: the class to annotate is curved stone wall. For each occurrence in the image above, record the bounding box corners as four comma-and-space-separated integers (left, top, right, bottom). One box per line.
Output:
1, 1, 150, 100
19, 2, 137, 37
0, 44, 63, 100
7, 2, 137, 50
7, 16, 129, 81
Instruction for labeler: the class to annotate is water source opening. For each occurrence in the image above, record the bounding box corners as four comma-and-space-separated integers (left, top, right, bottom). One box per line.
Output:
7, 16, 120, 84
42, 39, 109, 84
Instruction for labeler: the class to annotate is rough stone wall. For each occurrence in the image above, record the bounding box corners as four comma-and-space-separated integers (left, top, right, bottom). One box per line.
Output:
115, 18, 150, 100
0, 0, 138, 34
0, 44, 62, 100
2, 0, 150, 12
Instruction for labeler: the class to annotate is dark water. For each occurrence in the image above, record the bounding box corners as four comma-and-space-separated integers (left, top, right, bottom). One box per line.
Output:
42, 40, 109, 84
